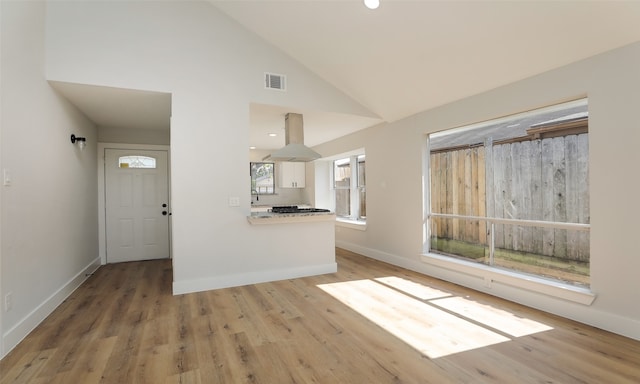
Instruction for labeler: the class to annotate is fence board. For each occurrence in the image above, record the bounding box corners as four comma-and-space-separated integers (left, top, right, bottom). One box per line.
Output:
451, 151, 460, 237
431, 154, 442, 237
552, 137, 567, 259
470, 148, 480, 243
529, 140, 544, 254
577, 134, 590, 261
520, 141, 534, 252
565, 135, 579, 260
484, 139, 494, 248
430, 133, 589, 262
492, 144, 505, 249
511, 142, 524, 251
464, 149, 474, 242
444, 151, 453, 235
477, 147, 487, 246
457, 149, 466, 240
541, 138, 555, 256
502, 144, 514, 249
465, 147, 480, 244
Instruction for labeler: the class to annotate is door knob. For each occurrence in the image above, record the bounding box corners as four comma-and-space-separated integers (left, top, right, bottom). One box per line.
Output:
162, 203, 167, 207
162, 211, 168, 216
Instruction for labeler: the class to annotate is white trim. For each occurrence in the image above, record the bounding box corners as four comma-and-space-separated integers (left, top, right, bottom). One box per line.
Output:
336, 240, 594, 304
322, 147, 365, 162
173, 262, 337, 295
429, 212, 590, 232
331, 152, 366, 222
420, 252, 595, 305
1, 257, 101, 358
97, 143, 171, 265
336, 218, 367, 231
336, 240, 424, 271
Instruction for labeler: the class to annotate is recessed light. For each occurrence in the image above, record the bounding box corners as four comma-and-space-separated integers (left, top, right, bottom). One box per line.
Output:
268, 133, 277, 137
364, 0, 379, 10
249, 146, 256, 150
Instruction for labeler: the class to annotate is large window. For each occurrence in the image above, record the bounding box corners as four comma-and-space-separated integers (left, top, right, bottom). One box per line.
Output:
427, 99, 590, 287
333, 155, 366, 221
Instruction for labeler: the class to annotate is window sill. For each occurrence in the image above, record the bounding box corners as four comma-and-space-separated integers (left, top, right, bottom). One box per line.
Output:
336, 218, 367, 231
420, 253, 596, 306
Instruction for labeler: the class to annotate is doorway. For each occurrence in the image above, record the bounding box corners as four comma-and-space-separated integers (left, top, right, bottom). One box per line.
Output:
100, 146, 171, 263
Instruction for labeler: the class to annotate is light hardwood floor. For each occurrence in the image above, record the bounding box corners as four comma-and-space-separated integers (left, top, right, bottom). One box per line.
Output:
1, 248, 639, 383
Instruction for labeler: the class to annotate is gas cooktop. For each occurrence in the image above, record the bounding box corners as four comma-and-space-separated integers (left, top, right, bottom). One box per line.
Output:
270, 205, 331, 214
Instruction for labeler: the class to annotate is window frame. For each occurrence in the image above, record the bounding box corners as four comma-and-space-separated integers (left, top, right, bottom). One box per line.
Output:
250, 162, 276, 195
332, 154, 366, 224
423, 99, 592, 298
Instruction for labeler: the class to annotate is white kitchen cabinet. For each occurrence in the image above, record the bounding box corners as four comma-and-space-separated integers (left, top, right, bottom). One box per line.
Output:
279, 162, 306, 188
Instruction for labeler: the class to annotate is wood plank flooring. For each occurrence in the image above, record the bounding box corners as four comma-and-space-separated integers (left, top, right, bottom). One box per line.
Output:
1, 248, 639, 383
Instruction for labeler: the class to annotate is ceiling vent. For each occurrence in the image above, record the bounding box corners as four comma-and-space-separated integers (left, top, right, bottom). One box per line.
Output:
264, 72, 286, 91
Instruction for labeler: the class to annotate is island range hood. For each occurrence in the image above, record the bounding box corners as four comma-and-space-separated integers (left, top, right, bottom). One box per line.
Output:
264, 113, 321, 162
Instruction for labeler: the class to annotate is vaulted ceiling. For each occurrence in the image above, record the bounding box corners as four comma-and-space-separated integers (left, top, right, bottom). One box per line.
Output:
213, 0, 640, 149
52, 1, 640, 150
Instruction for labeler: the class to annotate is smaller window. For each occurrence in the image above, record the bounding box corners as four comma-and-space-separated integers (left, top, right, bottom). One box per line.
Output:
119, 156, 156, 169
334, 158, 351, 218
357, 155, 366, 220
333, 154, 365, 221
251, 162, 275, 195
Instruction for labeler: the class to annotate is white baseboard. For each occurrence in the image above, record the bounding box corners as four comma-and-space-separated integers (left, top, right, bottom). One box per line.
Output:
336, 240, 422, 270
173, 262, 338, 295
1, 257, 102, 359
335, 241, 640, 341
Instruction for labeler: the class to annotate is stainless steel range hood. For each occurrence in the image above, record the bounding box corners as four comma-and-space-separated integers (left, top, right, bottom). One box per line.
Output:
265, 113, 321, 162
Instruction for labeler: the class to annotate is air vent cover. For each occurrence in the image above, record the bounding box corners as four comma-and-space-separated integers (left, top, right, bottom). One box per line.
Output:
265, 72, 286, 91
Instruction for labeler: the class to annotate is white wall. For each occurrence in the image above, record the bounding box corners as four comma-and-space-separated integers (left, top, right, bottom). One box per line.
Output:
315, 42, 640, 340
98, 126, 170, 145
44, 2, 371, 295
0, 1, 100, 357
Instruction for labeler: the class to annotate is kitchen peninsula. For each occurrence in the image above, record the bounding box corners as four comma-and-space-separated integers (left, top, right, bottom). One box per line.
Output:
245, 205, 337, 284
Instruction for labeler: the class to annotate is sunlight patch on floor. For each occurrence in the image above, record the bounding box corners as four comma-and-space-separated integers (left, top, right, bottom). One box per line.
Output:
318, 277, 553, 358
318, 279, 509, 358
374, 276, 451, 300
430, 296, 553, 338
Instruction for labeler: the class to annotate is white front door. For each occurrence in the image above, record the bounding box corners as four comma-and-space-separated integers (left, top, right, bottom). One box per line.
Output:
105, 149, 170, 263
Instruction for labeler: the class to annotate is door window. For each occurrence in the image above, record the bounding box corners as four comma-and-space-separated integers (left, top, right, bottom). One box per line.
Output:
118, 155, 157, 169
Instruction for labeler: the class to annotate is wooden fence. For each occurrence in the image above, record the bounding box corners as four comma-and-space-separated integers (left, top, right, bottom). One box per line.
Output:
430, 133, 589, 261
